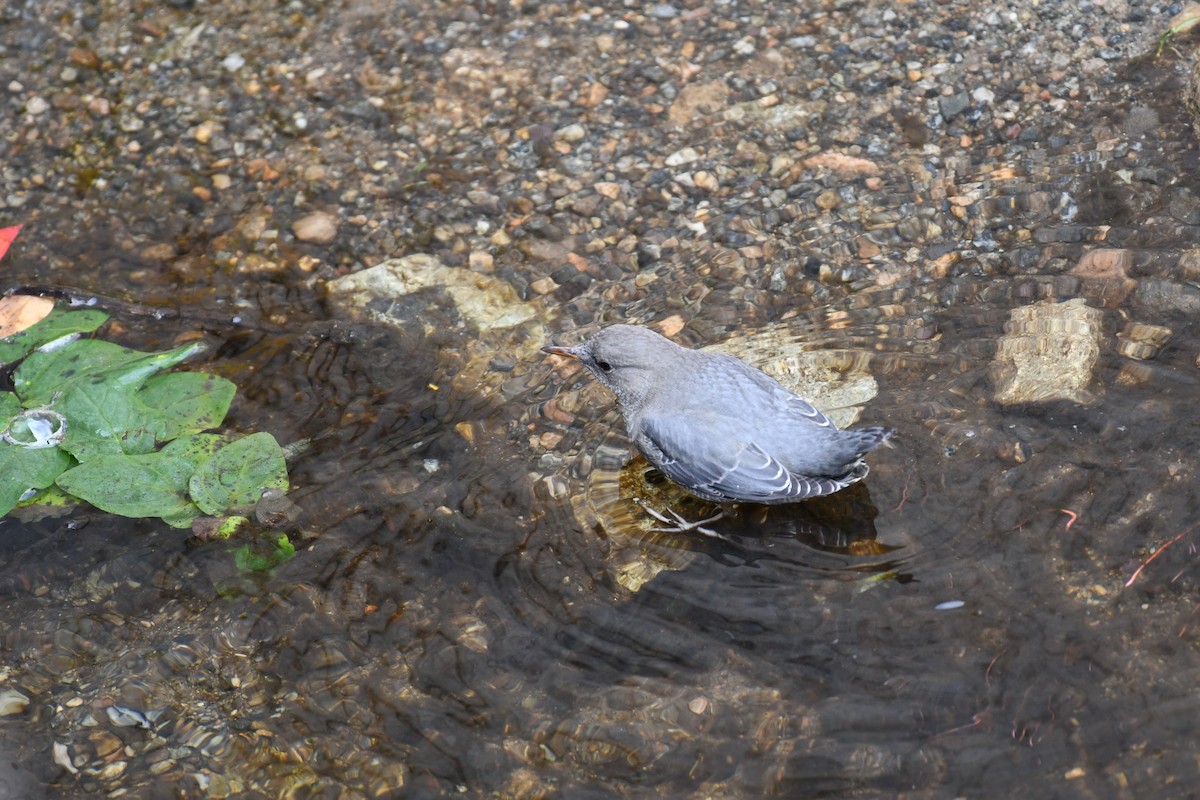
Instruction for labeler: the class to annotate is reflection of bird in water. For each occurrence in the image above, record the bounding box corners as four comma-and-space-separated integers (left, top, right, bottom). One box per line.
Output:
544, 325, 893, 534
624, 456, 908, 577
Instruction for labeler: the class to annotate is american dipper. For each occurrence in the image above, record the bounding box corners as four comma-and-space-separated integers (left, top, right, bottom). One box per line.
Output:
543, 324, 893, 505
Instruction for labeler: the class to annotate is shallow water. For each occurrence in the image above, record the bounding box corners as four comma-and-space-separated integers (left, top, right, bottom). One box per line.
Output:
4, 40, 1200, 800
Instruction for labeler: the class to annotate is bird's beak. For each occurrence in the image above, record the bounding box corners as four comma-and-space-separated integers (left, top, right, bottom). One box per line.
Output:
541, 344, 580, 360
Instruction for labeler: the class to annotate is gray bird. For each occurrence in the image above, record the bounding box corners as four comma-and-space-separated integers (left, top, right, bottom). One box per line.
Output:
542, 324, 892, 505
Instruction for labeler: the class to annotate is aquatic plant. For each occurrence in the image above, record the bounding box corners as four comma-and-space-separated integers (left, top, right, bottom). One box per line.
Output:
0, 304, 292, 568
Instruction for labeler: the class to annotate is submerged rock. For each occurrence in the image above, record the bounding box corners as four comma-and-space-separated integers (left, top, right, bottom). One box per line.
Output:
990, 298, 1102, 405
1116, 321, 1172, 361
293, 211, 339, 244
326, 254, 543, 334
326, 254, 556, 401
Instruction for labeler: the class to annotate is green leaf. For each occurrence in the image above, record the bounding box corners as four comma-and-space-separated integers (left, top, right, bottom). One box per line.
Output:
0, 392, 19, 420
55, 378, 158, 460
162, 507, 202, 529
162, 433, 228, 469
189, 432, 288, 515
15, 340, 143, 406
15, 340, 204, 407
16, 483, 74, 512
234, 534, 295, 572
0, 308, 109, 366
217, 515, 249, 539
92, 341, 207, 388
56, 451, 199, 520
0, 440, 74, 517
137, 372, 236, 440
13, 339, 221, 460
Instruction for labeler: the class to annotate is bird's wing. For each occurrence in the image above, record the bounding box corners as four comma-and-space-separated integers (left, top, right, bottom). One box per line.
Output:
638, 413, 848, 503
710, 355, 839, 429
782, 392, 838, 428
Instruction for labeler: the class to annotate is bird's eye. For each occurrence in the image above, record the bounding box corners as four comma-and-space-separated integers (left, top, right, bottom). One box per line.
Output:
596, 360, 613, 372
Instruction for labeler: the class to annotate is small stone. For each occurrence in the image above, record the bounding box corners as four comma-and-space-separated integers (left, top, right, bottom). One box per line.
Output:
939, 92, 970, 120
90, 730, 123, 758
557, 123, 586, 142
293, 211, 339, 244
69, 48, 100, 69
855, 238, 881, 259
148, 758, 176, 776
193, 120, 218, 143
972, 86, 995, 105
733, 36, 757, 56
816, 189, 841, 210
658, 315, 685, 337
140, 243, 176, 261
469, 251, 494, 271
1116, 322, 1171, 361
53, 742, 77, 774
530, 276, 559, 295
594, 181, 621, 199
577, 82, 608, 108
119, 114, 145, 133
688, 697, 709, 714
25, 96, 49, 115
665, 147, 701, 167
0, 689, 29, 715
693, 171, 719, 192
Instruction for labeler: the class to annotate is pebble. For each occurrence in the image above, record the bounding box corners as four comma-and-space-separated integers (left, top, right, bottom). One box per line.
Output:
665, 147, 700, 167
693, 171, 719, 192
530, 276, 559, 295
0, 689, 29, 715
53, 742, 78, 774
593, 182, 621, 199
193, 120, 218, 143
293, 211, 339, 244
25, 96, 49, 115
556, 123, 586, 142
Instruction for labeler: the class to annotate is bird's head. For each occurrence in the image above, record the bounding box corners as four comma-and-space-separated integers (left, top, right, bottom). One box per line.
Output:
542, 324, 685, 409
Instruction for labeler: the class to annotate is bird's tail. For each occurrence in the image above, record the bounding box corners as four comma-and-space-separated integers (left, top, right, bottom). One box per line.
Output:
843, 426, 894, 456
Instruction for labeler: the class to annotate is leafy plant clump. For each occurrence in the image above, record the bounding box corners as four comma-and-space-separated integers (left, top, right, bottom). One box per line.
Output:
0, 306, 290, 538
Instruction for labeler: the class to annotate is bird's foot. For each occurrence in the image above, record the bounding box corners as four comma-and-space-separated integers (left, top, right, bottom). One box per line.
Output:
633, 498, 729, 540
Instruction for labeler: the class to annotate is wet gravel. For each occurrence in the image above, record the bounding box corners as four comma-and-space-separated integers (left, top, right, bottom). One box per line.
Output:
2, 0, 1184, 319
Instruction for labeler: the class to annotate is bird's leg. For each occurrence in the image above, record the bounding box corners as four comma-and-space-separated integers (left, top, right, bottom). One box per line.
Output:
633, 498, 729, 540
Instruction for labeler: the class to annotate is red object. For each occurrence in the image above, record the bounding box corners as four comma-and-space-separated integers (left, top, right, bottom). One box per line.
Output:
0, 224, 22, 263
